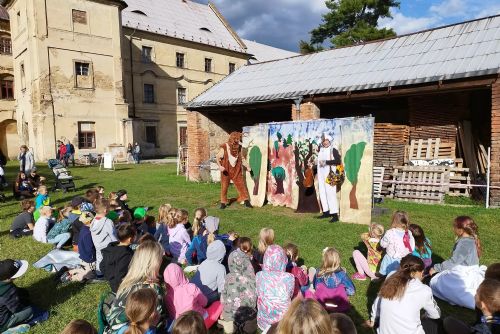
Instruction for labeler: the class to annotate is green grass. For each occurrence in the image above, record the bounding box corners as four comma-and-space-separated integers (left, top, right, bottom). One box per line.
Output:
1, 163, 499, 333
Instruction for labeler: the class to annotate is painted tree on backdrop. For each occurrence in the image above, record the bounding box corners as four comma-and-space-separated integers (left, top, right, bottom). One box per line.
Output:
249, 146, 262, 195
294, 139, 320, 213
344, 142, 367, 209
299, 0, 399, 53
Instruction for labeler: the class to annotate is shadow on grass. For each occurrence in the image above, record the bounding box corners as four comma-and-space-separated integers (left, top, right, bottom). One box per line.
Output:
28, 274, 87, 311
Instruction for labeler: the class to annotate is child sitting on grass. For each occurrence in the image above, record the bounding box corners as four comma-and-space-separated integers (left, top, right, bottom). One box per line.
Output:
34, 185, 50, 210
116, 288, 159, 334
60, 319, 97, 334
167, 208, 191, 264
352, 223, 385, 281
172, 311, 207, 334
283, 243, 308, 297
253, 228, 274, 270
306, 247, 355, 313
101, 224, 137, 293
68, 211, 97, 282
45, 205, 73, 249
409, 224, 433, 271
90, 199, 117, 278
10, 200, 35, 238
33, 206, 55, 245
379, 211, 415, 276
154, 204, 171, 253
0, 259, 48, 333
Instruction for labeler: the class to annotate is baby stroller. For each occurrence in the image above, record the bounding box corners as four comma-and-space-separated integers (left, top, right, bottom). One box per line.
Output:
48, 159, 75, 192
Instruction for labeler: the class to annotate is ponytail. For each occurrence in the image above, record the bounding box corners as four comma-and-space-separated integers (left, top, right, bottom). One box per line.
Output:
207, 232, 216, 245
379, 255, 424, 300
454, 216, 482, 257
124, 288, 157, 334
124, 322, 143, 334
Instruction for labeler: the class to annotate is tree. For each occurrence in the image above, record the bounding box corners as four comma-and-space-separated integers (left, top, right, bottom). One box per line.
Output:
249, 146, 262, 196
272, 166, 286, 194
344, 142, 367, 209
300, 0, 399, 52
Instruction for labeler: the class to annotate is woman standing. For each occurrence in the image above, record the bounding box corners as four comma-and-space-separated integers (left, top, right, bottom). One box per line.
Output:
133, 142, 141, 164
126, 143, 134, 164
17, 145, 35, 174
316, 133, 341, 223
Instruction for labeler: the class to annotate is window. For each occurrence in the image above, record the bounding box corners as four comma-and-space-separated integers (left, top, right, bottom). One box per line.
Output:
204, 58, 212, 73
72, 9, 87, 24
176, 52, 185, 68
0, 76, 14, 99
177, 87, 186, 105
145, 125, 157, 146
78, 122, 96, 149
75, 62, 90, 76
144, 84, 155, 103
142, 46, 152, 63
0, 38, 11, 55
74, 61, 93, 88
179, 126, 187, 147
229, 63, 236, 74
20, 63, 25, 90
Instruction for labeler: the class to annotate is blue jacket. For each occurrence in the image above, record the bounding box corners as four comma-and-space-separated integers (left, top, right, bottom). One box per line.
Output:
78, 225, 96, 263
186, 235, 208, 265
154, 224, 169, 252
313, 269, 356, 296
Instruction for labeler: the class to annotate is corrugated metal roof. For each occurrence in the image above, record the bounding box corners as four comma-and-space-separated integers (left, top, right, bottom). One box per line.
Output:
122, 0, 245, 53
243, 39, 299, 64
188, 15, 500, 109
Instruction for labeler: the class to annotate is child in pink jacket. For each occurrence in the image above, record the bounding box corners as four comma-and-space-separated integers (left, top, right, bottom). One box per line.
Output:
164, 264, 222, 329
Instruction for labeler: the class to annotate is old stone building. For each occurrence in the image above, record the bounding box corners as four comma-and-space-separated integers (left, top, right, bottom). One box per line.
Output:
0, 0, 296, 161
0, 6, 16, 159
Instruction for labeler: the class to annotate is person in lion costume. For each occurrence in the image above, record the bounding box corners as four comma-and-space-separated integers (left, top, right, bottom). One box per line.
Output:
216, 132, 252, 209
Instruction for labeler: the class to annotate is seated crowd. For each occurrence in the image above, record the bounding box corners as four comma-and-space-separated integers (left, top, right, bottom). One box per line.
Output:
1, 187, 499, 334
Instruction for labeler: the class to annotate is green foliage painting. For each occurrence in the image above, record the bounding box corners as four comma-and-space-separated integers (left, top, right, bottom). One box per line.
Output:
249, 146, 262, 195
274, 132, 282, 158
272, 166, 286, 194
344, 142, 366, 209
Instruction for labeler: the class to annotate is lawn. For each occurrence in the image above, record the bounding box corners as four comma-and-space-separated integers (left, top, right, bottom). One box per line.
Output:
0, 162, 499, 333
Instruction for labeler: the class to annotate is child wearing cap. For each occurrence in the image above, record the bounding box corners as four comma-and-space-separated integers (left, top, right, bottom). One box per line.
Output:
89, 199, 117, 278
100, 223, 136, 292
68, 211, 97, 282
10, 200, 35, 238
0, 259, 48, 332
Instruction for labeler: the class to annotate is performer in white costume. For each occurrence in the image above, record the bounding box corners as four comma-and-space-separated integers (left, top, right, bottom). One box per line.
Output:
317, 133, 342, 222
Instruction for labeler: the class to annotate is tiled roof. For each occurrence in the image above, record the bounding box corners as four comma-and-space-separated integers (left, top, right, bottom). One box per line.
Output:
188, 15, 500, 109
243, 39, 299, 64
122, 0, 246, 53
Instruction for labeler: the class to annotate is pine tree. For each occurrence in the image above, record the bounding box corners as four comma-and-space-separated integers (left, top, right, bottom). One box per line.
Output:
300, 0, 399, 54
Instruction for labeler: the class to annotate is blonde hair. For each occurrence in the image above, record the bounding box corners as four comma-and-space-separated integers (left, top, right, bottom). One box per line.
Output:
318, 247, 341, 277
157, 203, 172, 225
118, 241, 163, 294
108, 192, 117, 201
192, 208, 207, 236
124, 288, 157, 334
166, 208, 178, 228
276, 298, 334, 334
39, 206, 52, 217
369, 223, 385, 239
176, 209, 189, 225
60, 319, 97, 334
258, 228, 275, 255
284, 243, 299, 262
391, 211, 410, 230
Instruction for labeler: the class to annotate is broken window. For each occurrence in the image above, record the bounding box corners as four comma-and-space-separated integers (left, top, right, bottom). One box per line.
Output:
72, 10, 87, 25
74, 61, 93, 89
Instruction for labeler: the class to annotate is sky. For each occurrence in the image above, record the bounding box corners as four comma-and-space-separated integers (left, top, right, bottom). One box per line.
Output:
194, 0, 500, 52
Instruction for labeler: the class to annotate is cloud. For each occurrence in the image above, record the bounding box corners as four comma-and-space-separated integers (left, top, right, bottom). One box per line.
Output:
195, 0, 327, 52
379, 11, 441, 34
430, 0, 467, 18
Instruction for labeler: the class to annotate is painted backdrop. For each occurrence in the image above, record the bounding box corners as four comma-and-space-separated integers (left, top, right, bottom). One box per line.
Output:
242, 124, 269, 207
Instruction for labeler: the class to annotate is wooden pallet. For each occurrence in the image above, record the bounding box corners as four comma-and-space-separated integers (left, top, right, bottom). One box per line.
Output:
405, 138, 456, 162
390, 166, 448, 203
373, 167, 385, 199
447, 167, 471, 197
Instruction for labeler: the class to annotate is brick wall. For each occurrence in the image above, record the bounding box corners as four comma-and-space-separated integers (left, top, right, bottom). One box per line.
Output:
491, 82, 500, 206
292, 102, 320, 120
408, 93, 469, 143
187, 111, 210, 181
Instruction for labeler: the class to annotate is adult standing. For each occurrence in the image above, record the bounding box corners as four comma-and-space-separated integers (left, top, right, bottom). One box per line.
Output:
65, 140, 75, 167
126, 143, 133, 164
17, 145, 35, 175
316, 133, 341, 223
58, 141, 67, 166
133, 142, 141, 164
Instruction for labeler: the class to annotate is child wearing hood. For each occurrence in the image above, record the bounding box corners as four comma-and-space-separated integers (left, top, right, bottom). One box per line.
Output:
191, 240, 227, 305
167, 209, 191, 264
256, 245, 294, 331
221, 247, 258, 333
89, 199, 117, 278
164, 264, 223, 329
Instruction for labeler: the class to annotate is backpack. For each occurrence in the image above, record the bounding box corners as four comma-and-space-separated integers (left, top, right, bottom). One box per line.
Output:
97, 291, 116, 334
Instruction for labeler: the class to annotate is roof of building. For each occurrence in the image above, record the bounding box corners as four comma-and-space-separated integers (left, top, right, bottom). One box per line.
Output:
243, 39, 299, 64
188, 14, 500, 109
122, 0, 246, 53
0, 6, 9, 20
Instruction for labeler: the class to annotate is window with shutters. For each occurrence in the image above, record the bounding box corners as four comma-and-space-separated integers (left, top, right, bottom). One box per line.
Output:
78, 122, 96, 149
72, 10, 87, 24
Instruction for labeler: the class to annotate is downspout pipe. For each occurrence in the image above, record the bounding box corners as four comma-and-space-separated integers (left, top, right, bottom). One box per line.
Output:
129, 27, 137, 118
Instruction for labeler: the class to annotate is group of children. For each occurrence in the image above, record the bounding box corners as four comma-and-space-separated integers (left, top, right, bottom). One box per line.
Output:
2, 187, 499, 334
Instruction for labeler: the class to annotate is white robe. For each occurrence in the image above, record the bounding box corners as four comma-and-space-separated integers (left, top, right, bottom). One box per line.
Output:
317, 146, 338, 214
